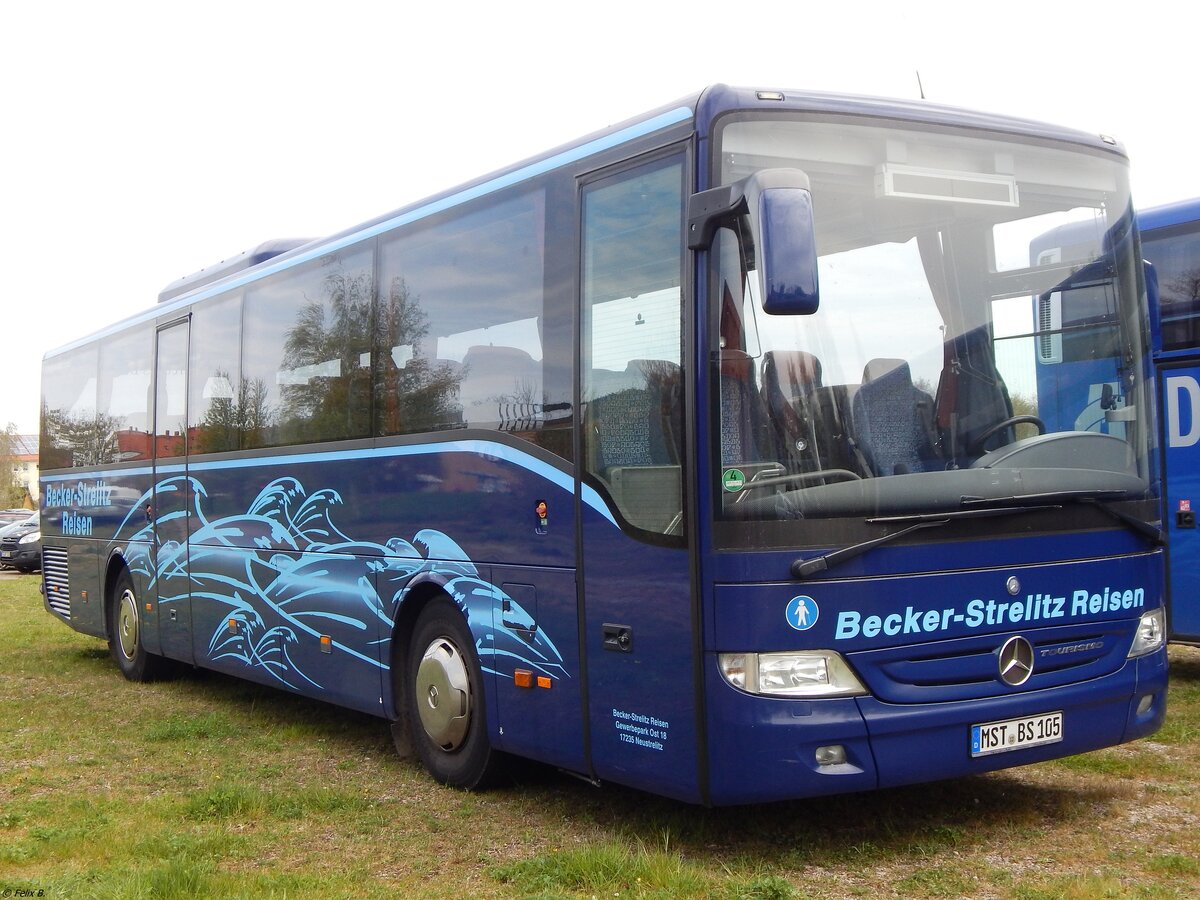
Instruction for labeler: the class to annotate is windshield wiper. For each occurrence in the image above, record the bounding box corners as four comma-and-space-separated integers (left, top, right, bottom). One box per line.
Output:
790, 505, 1059, 579
960, 490, 1165, 546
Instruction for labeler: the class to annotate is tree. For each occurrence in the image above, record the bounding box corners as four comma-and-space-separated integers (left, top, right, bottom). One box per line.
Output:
1165, 268, 1200, 307
0, 423, 26, 508
39, 403, 122, 469
277, 264, 375, 442
275, 263, 464, 441
193, 372, 272, 453
374, 275, 463, 435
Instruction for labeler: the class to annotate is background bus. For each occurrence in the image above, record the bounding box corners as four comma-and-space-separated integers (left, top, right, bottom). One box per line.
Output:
1140, 198, 1200, 643
40, 85, 1168, 805
1033, 199, 1200, 644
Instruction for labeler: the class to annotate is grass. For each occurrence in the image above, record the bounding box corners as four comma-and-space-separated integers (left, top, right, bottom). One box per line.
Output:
2, 573, 1200, 897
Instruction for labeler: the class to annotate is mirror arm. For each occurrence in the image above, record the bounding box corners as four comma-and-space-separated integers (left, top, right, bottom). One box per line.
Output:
687, 170, 814, 251
687, 184, 746, 250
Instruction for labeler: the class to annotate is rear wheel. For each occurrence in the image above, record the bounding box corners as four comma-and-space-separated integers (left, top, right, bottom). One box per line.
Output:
407, 598, 503, 789
108, 568, 169, 682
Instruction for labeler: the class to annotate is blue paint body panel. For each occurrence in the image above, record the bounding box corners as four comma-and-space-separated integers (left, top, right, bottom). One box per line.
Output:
581, 502, 698, 802
706, 552, 1166, 802
43, 439, 589, 773
1159, 363, 1200, 641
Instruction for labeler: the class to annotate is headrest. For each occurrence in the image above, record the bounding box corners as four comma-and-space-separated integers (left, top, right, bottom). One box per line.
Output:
862, 358, 911, 384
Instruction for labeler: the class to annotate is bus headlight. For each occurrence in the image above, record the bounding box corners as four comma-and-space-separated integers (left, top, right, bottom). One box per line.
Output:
718, 651, 867, 697
1127, 608, 1165, 658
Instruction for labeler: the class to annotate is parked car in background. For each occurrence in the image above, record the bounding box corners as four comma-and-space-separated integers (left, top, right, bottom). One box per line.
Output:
0, 509, 30, 526
0, 512, 40, 572
0, 512, 35, 545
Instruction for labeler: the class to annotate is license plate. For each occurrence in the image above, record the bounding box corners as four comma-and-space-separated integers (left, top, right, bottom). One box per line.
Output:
0, 551, 11, 559
971, 711, 1063, 757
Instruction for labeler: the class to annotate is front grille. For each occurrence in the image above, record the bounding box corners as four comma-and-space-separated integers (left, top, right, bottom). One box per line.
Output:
42, 547, 70, 619
850, 621, 1133, 704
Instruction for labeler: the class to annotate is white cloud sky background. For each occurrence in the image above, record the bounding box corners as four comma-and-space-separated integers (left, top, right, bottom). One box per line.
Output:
3, 0, 1196, 435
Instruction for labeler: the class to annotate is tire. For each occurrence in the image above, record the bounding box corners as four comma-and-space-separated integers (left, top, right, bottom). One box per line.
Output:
406, 598, 503, 789
107, 568, 169, 682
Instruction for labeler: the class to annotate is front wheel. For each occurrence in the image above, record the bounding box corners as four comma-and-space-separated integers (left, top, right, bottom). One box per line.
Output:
406, 598, 503, 789
107, 568, 169, 682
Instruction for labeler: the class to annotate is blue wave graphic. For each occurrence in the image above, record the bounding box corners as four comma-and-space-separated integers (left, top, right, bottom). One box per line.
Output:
112, 476, 568, 693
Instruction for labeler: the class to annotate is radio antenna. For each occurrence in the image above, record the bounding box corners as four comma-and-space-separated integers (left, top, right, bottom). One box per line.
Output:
916, 70, 926, 100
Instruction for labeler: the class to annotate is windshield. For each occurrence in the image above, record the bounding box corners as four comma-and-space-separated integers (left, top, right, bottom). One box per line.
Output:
710, 115, 1153, 544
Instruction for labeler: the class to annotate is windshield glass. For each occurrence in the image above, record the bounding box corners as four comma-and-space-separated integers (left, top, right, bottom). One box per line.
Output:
710, 115, 1152, 542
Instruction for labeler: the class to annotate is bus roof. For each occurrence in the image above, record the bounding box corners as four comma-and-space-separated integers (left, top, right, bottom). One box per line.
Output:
157, 238, 316, 303
1138, 198, 1200, 234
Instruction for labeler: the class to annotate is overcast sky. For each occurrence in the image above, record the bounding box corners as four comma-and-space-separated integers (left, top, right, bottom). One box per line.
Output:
4, 0, 1196, 436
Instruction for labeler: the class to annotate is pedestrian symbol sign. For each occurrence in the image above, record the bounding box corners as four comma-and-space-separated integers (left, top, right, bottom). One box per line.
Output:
786, 595, 819, 631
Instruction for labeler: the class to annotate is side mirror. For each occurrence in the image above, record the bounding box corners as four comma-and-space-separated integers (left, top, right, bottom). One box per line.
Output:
688, 168, 819, 315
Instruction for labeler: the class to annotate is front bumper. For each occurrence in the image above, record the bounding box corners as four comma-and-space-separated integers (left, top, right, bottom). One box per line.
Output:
704, 646, 1167, 805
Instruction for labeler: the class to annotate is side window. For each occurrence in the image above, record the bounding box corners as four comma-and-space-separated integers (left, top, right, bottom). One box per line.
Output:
97, 326, 153, 462
189, 292, 244, 454
375, 190, 555, 443
154, 323, 189, 459
581, 156, 685, 535
41, 344, 99, 469
1144, 228, 1200, 353
242, 245, 374, 448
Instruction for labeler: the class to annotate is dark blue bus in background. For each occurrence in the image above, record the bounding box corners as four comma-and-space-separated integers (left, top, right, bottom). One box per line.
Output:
39, 85, 1168, 805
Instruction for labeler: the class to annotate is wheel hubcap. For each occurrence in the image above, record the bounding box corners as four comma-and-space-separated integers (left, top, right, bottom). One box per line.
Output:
415, 636, 471, 750
117, 589, 139, 661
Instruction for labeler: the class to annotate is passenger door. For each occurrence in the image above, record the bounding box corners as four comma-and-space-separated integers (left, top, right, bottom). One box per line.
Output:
153, 319, 193, 663
577, 153, 701, 801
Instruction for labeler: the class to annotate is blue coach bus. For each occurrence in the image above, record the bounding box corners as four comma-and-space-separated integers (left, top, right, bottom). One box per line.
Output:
1031, 198, 1200, 644
1140, 198, 1200, 643
39, 85, 1167, 805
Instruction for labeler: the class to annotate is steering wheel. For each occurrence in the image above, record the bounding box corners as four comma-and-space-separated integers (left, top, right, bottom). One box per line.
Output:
968, 415, 1046, 456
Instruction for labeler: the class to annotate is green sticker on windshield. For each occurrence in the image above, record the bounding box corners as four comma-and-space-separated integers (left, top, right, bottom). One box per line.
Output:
722, 469, 746, 492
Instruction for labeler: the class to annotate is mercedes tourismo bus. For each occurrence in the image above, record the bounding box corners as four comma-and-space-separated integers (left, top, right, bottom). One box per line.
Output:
39, 85, 1167, 805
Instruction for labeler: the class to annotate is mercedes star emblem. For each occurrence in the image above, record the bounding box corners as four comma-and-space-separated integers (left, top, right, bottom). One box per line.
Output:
998, 635, 1035, 686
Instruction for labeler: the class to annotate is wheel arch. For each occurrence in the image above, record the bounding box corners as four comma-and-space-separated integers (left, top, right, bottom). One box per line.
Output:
387, 578, 457, 721
102, 549, 133, 642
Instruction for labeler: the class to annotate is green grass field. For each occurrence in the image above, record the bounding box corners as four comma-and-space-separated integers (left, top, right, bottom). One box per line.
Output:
2, 574, 1198, 898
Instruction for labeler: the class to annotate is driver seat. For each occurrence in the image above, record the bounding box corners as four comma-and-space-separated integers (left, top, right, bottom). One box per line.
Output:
935, 328, 1016, 465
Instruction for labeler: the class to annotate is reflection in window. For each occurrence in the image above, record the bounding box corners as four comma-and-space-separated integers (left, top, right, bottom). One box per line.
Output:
582, 157, 685, 536
99, 327, 153, 462
42, 332, 155, 468
189, 292, 253, 454
41, 345, 100, 468
1143, 228, 1200, 353
376, 191, 547, 435
155, 324, 189, 459
242, 245, 374, 447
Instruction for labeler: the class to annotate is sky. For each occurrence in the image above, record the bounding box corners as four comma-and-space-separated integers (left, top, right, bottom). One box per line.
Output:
4, 0, 1197, 436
